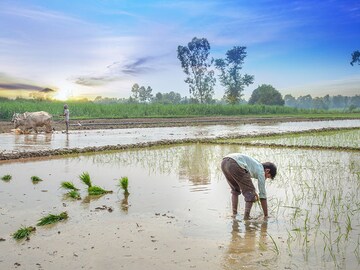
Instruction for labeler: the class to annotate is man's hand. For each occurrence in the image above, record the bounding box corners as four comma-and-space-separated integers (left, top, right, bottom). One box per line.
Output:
254, 193, 259, 202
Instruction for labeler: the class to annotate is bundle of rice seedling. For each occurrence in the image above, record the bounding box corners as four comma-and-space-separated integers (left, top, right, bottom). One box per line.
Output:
119, 176, 130, 195
31, 176, 43, 183
66, 190, 81, 200
88, 186, 113, 196
12, 226, 36, 240
36, 212, 68, 226
79, 172, 92, 187
1, 174, 12, 181
60, 181, 79, 190
79, 172, 112, 195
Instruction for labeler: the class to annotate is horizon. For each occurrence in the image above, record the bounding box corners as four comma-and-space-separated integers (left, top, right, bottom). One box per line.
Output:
0, 0, 359, 101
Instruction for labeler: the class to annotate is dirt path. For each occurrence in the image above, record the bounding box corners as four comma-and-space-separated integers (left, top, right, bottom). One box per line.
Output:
0, 116, 342, 133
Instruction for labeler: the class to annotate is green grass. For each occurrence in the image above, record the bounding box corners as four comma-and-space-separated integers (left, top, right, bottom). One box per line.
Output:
12, 226, 36, 240
119, 176, 129, 195
1, 174, 12, 181
36, 212, 68, 226
31, 176, 43, 183
1, 98, 359, 120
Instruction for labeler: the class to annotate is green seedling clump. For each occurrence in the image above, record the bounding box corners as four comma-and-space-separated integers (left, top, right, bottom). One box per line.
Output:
79, 172, 92, 187
31, 176, 43, 183
60, 181, 79, 190
12, 226, 36, 240
1, 174, 12, 181
119, 176, 130, 195
66, 190, 81, 200
37, 211, 68, 226
79, 172, 112, 195
88, 186, 113, 196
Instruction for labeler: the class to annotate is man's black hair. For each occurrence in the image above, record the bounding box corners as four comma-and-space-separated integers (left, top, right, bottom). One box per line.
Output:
262, 162, 277, 179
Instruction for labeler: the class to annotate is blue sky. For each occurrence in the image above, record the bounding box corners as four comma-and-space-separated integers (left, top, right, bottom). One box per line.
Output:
0, 0, 359, 100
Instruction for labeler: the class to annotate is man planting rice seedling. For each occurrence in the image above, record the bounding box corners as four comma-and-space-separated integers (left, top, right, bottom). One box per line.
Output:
221, 153, 277, 220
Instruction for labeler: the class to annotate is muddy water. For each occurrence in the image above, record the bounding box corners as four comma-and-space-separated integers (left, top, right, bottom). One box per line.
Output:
1, 119, 359, 154
0, 144, 359, 269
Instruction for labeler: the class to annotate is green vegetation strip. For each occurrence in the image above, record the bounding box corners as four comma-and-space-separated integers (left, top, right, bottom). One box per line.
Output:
1, 98, 360, 120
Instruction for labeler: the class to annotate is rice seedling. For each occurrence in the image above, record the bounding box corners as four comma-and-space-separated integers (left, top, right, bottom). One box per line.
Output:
66, 190, 81, 200
12, 226, 36, 240
119, 176, 130, 195
60, 181, 79, 190
79, 172, 112, 195
345, 214, 352, 240
1, 174, 12, 181
79, 172, 92, 187
31, 176, 43, 183
267, 232, 280, 255
88, 186, 113, 196
36, 211, 68, 226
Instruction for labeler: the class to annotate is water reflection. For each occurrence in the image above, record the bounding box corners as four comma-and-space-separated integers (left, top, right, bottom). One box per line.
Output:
13, 133, 53, 151
223, 218, 270, 270
179, 144, 211, 186
65, 134, 69, 148
120, 193, 130, 213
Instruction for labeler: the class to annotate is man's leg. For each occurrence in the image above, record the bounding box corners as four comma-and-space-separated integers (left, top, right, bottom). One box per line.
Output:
244, 201, 253, 220
231, 193, 239, 215
221, 158, 241, 215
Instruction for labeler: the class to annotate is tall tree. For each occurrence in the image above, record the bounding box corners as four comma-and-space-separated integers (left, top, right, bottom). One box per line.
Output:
215, 46, 254, 104
177, 37, 216, 103
248, 84, 284, 106
139, 86, 153, 103
131, 83, 140, 101
350, 50, 360, 66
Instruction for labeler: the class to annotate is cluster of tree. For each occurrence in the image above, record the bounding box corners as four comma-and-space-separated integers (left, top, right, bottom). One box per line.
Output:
248, 84, 284, 106
130, 83, 153, 103
177, 37, 254, 104
93, 90, 220, 105
284, 94, 360, 110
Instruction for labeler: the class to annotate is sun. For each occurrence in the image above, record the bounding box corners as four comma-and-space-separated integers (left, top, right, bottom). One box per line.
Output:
53, 85, 73, 101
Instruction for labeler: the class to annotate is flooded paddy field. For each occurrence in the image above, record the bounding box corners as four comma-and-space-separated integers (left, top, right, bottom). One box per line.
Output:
1, 141, 359, 269
0, 119, 359, 157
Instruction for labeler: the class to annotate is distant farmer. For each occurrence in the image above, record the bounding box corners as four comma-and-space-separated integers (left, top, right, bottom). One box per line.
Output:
61, 104, 70, 133
221, 153, 277, 220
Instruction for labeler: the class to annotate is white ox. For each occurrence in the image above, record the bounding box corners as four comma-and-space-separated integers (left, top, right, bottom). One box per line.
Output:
12, 111, 53, 133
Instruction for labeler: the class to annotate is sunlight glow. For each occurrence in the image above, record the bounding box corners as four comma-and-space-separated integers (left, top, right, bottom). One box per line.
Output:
53, 84, 73, 101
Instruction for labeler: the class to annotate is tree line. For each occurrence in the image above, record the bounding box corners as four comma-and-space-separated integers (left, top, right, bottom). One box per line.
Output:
284, 94, 360, 110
